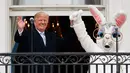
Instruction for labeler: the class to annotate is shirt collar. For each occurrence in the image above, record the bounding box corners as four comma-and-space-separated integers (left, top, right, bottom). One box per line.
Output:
36, 28, 45, 35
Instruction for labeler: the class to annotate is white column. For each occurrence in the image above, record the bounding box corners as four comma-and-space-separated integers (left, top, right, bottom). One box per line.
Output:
0, 0, 10, 73
120, 0, 130, 52
107, 0, 130, 51
0, 0, 10, 52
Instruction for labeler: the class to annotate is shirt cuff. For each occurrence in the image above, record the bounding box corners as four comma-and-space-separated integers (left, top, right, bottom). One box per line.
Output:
18, 29, 23, 36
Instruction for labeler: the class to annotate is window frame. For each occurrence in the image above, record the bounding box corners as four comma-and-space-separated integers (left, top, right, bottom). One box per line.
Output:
9, 0, 106, 16
8, 0, 108, 50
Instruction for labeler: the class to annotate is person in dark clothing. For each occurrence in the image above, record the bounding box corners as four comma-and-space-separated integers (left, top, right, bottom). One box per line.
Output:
13, 12, 62, 73
15, 12, 59, 52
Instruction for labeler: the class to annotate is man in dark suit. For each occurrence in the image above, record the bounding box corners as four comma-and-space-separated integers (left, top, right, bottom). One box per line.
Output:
14, 12, 61, 73
15, 12, 58, 52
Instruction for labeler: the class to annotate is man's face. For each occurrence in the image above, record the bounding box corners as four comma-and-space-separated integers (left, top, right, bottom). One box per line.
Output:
34, 14, 49, 32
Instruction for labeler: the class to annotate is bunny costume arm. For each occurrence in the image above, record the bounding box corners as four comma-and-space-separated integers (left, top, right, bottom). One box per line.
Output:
70, 11, 103, 52
69, 5, 127, 73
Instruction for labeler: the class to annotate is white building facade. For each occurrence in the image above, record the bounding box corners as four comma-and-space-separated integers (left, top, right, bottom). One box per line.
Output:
0, 0, 130, 72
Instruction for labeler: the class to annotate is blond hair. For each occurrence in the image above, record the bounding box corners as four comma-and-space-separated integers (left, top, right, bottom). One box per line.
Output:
34, 12, 49, 20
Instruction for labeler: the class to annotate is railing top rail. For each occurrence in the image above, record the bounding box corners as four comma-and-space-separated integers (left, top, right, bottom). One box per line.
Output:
0, 52, 130, 55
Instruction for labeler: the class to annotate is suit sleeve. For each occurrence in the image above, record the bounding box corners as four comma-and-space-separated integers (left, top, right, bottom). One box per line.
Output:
14, 29, 28, 43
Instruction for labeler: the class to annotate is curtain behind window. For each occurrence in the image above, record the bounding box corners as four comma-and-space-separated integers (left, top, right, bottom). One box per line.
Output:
11, 17, 18, 49
11, 0, 20, 49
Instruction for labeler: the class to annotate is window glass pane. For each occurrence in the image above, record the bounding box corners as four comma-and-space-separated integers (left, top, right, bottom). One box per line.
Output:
43, 0, 101, 5
85, 0, 101, 5
12, 0, 42, 5
11, 0, 102, 5
43, 0, 72, 5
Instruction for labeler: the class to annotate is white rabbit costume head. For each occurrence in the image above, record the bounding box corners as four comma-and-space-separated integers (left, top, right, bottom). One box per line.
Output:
89, 5, 127, 52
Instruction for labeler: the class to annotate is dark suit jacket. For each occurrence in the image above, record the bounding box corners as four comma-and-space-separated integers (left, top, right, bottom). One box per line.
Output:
14, 27, 59, 52
14, 27, 62, 73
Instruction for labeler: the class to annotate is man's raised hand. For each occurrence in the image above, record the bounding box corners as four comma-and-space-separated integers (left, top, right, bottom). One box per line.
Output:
17, 16, 25, 31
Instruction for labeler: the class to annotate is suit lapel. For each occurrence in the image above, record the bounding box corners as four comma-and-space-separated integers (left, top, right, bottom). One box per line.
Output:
45, 31, 49, 46
33, 29, 46, 47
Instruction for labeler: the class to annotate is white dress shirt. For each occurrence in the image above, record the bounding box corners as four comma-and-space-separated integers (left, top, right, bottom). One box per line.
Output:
37, 30, 46, 46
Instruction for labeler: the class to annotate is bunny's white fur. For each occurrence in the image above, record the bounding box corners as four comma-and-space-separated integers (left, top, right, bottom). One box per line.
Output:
69, 5, 128, 73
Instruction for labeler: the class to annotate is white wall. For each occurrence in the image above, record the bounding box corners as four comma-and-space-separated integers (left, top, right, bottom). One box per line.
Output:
0, 0, 10, 72
108, 0, 130, 52
0, 0, 9, 52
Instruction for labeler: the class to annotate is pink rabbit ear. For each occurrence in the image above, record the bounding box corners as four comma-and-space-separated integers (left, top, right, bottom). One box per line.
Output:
88, 5, 106, 25
114, 12, 126, 28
